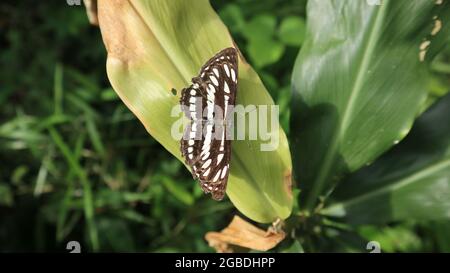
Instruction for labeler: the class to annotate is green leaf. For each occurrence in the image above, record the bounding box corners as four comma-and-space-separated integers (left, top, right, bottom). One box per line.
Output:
324, 93, 450, 224
427, 221, 450, 252
57, 132, 85, 242
160, 176, 194, 206
358, 225, 422, 253
0, 184, 13, 207
219, 4, 245, 33
420, 2, 450, 62
97, 0, 292, 223
282, 240, 304, 253
247, 39, 285, 68
242, 14, 277, 42
12, 165, 29, 185
277, 86, 291, 134
291, 0, 449, 210
48, 127, 99, 251
241, 14, 284, 68
85, 115, 105, 157
101, 88, 119, 101
53, 63, 63, 115
278, 16, 306, 46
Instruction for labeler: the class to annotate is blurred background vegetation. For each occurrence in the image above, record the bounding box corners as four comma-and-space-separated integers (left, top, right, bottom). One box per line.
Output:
0, 0, 306, 252
1, 0, 449, 252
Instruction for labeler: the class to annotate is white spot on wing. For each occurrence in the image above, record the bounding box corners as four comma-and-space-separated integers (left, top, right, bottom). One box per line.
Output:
217, 154, 224, 164
219, 130, 225, 151
231, 69, 236, 82
203, 168, 211, 177
224, 96, 229, 116
221, 165, 228, 179
204, 125, 213, 145
202, 144, 210, 153
213, 68, 219, 77
210, 75, 219, 86
213, 171, 221, 182
208, 84, 216, 93
224, 81, 230, 93
224, 64, 230, 77
207, 90, 215, 103
202, 152, 210, 160
207, 103, 214, 119
202, 159, 212, 169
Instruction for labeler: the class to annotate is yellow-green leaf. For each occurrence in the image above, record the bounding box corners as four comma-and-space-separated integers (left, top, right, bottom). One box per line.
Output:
97, 0, 292, 223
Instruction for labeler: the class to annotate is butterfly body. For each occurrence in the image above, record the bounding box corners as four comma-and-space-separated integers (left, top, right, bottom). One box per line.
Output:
179, 47, 238, 201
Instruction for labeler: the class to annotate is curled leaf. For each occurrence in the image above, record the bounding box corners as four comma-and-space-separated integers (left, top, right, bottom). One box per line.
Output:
205, 215, 286, 252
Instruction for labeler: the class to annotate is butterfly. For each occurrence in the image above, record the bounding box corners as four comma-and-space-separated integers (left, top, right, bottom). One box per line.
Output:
179, 47, 238, 201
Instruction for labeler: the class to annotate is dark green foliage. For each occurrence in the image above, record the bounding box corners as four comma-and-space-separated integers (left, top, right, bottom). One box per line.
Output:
288, 0, 450, 253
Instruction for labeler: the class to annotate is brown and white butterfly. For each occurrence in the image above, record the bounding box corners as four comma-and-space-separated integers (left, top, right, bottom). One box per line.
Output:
179, 47, 238, 200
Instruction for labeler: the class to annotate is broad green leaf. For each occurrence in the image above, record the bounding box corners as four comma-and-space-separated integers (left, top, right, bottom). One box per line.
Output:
97, 0, 292, 223
290, 0, 450, 210
324, 94, 450, 224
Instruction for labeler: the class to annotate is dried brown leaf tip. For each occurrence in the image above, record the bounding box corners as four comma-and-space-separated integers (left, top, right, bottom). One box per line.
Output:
205, 216, 285, 253
84, 0, 98, 26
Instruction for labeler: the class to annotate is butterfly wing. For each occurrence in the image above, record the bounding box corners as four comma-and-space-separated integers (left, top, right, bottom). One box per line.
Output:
180, 47, 238, 200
